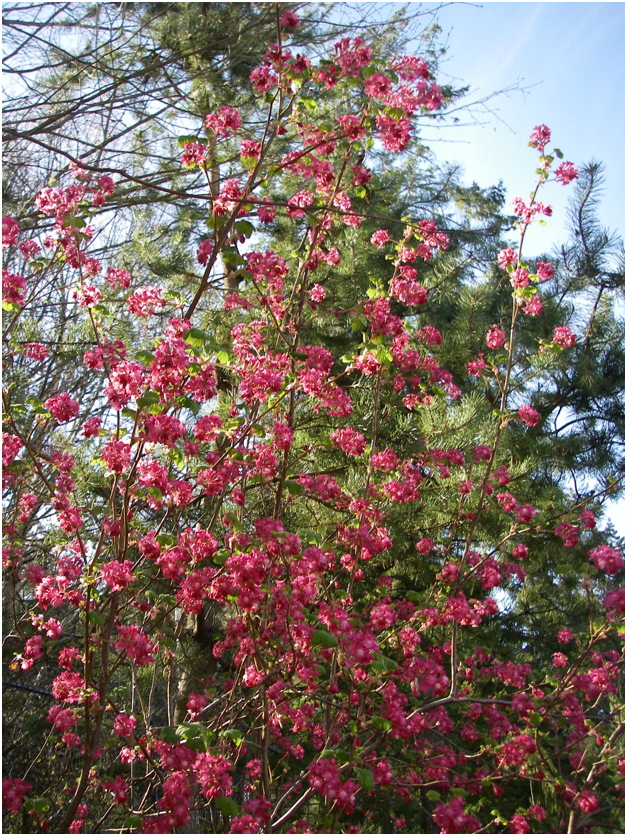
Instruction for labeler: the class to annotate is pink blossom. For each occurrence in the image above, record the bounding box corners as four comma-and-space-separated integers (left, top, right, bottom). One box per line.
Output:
272, 419, 293, 451
287, 190, 315, 219
392, 55, 430, 82
195, 752, 234, 798
186, 692, 208, 720
20, 635, 43, 670
47, 705, 78, 733
416, 325, 442, 346
558, 628, 574, 644
352, 164, 371, 186
334, 37, 372, 77
74, 284, 101, 308
579, 508, 596, 529
181, 141, 207, 168
555, 161, 579, 185
331, 427, 366, 456
486, 324, 506, 349
45, 392, 79, 423
197, 239, 214, 265
510, 267, 530, 289
280, 9, 300, 28
511, 543, 529, 560
100, 559, 134, 590
517, 405, 540, 427
102, 776, 129, 805
497, 248, 517, 269
24, 342, 49, 361
308, 283, 326, 303
2, 778, 31, 813
205, 106, 242, 137
2, 270, 26, 306
250, 65, 277, 93
552, 326, 576, 348
467, 354, 486, 377
371, 447, 399, 471
240, 139, 261, 161
528, 804, 546, 821
509, 813, 530, 834
113, 713, 136, 738
101, 440, 132, 473
337, 114, 365, 143
82, 416, 102, 438
553, 651, 568, 668
2, 433, 23, 467
589, 544, 623, 575
353, 351, 381, 376
364, 73, 392, 98
516, 503, 539, 523
257, 200, 276, 224
434, 797, 479, 834
536, 260, 555, 281
376, 114, 412, 152
127, 286, 165, 317
20, 239, 41, 260
576, 790, 598, 813
390, 277, 427, 306
370, 229, 391, 247
114, 625, 157, 666
143, 413, 186, 448
522, 295, 543, 316
2, 215, 20, 248
416, 537, 434, 554
529, 124, 551, 152
603, 587, 625, 616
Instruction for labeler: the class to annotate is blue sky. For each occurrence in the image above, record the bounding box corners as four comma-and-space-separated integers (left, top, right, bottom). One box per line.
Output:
413, 1, 625, 257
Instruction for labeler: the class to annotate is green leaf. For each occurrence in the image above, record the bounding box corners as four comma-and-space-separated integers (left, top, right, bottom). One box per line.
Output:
223, 728, 244, 746
184, 327, 209, 347
426, 790, 441, 802
405, 591, 420, 603
89, 611, 105, 627
160, 726, 177, 744
300, 95, 318, 113
355, 186, 367, 199
135, 350, 155, 365
178, 135, 201, 147
123, 815, 143, 829
234, 220, 255, 238
137, 392, 160, 408
156, 533, 177, 547
310, 630, 338, 649
2, 300, 20, 312
216, 796, 239, 817
30, 797, 51, 814
355, 767, 375, 792
285, 480, 305, 495
372, 716, 392, 732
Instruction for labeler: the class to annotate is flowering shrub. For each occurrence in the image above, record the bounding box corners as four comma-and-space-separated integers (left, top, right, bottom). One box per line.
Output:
2, 13, 623, 834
